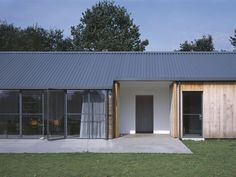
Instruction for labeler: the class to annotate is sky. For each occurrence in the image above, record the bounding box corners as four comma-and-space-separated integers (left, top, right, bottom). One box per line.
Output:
0, 0, 235, 51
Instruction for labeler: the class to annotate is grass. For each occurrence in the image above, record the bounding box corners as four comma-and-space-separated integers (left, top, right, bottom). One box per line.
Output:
0, 140, 236, 177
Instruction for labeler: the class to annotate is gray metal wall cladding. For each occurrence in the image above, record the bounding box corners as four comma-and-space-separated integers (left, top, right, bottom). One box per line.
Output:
0, 52, 236, 89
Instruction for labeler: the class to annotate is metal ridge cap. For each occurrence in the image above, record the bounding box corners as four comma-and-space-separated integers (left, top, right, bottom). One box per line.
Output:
0, 51, 235, 55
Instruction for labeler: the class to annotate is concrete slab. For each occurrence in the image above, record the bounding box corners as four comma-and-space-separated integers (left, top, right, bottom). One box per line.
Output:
0, 134, 192, 153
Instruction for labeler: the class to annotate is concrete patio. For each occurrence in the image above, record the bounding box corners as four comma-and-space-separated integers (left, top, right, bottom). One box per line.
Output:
0, 134, 192, 153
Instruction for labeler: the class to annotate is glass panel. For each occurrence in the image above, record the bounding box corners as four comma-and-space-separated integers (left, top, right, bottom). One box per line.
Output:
0, 90, 19, 113
0, 91, 19, 138
48, 115, 64, 138
108, 90, 112, 116
108, 90, 112, 138
0, 115, 19, 138
183, 92, 202, 136
183, 115, 202, 134
22, 91, 44, 137
22, 92, 42, 113
22, 115, 43, 137
67, 115, 81, 137
79, 90, 106, 138
183, 92, 202, 114
66, 90, 109, 139
91, 115, 106, 138
90, 90, 106, 115
67, 90, 87, 114
48, 91, 65, 138
91, 90, 106, 138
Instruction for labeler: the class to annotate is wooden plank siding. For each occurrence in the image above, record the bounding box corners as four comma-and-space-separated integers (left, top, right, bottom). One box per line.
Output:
112, 81, 120, 138
181, 82, 236, 138
181, 82, 204, 91
170, 82, 179, 138
203, 83, 236, 138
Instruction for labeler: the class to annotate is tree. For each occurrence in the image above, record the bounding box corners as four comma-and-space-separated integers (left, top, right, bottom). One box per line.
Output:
21, 26, 73, 51
20, 25, 52, 51
0, 21, 72, 51
179, 35, 214, 51
179, 41, 194, 51
71, 0, 149, 51
230, 30, 236, 49
0, 21, 22, 51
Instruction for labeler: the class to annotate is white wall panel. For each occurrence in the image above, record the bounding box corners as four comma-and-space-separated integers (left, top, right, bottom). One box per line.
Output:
119, 81, 171, 134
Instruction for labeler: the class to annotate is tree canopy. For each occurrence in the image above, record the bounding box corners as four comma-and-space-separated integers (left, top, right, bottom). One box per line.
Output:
0, 21, 72, 51
230, 30, 236, 49
71, 0, 149, 51
179, 35, 214, 51
0, 1, 148, 51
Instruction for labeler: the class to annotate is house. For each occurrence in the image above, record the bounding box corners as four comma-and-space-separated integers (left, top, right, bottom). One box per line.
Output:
0, 51, 236, 140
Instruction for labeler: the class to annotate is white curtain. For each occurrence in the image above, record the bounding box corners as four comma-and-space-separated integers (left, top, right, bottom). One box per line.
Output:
80, 94, 90, 138
80, 91, 106, 138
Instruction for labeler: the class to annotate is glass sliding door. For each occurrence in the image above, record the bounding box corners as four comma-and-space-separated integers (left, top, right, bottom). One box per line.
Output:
48, 90, 65, 139
89, 90, 106, 138
67, 90, 84, 137
79, 90, 107, 139
0, 89, 111, 139
0, 90, 20, 138
67, 90, 108, 139
22, 91, 44, 138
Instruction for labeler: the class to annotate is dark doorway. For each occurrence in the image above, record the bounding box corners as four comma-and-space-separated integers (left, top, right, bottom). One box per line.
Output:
136, 95, 153, 133
183, 92, 202, 137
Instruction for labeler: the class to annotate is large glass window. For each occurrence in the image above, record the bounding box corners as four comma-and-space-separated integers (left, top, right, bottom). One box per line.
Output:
48, 90, 65, 138
22, 92, 44, 137
0, 90, 19, 138
67, 90, 107, 139
87, 90, 106, 139
22, 92, 42, 113
0, 89, 111, 139
67, 90, 85, 137
0, 90, 19, 113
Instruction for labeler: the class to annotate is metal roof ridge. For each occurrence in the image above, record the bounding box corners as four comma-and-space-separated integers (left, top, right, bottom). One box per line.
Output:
0, 51, 235, 55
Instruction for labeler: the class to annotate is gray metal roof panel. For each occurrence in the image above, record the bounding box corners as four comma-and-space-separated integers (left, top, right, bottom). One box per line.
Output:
0, 51, 236, 89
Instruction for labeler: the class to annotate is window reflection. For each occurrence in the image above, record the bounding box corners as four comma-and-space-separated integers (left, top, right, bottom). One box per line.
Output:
48, 91, 65, 138
0, 89, 111, 139
22, 92, 42, 113
67, 90, 107, 139
0, 90, 19, 138
22, 91, 44, 138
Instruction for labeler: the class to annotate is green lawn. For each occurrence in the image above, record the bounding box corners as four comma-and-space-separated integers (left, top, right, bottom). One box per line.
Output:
0, 140, 235, 177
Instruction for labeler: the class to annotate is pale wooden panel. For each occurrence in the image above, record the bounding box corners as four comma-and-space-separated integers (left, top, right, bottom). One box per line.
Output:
203, 84, 211, 137
112, 82, 120, 138
202, 84, 209, 137
215, 84, 221, 137
181, 82, 204, 91
222, 84, 234, 137
233, 84, 236, 137
116, 82, 120, 138
112, 83, 116, 138
170, 83, 178, 138
203, 83, 236, 138
181, 82, 236, 138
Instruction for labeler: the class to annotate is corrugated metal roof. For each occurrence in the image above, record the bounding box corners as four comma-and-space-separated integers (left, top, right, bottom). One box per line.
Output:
0, 51, 236, 89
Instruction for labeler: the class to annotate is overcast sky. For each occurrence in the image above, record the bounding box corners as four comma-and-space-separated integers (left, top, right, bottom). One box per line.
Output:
0, 0, 235, 51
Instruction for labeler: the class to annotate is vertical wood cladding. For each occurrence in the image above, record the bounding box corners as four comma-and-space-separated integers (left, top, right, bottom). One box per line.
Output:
181, 82, 236, 138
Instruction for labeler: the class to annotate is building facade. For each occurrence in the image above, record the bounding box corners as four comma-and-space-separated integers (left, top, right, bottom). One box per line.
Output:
0, 52, 236, 139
